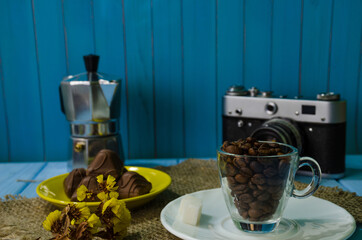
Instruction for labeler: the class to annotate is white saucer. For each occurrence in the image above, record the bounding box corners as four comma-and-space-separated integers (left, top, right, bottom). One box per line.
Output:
160, 188, 356, 240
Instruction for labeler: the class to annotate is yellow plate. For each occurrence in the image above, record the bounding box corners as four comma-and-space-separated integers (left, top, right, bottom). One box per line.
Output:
36, 166, 171, 209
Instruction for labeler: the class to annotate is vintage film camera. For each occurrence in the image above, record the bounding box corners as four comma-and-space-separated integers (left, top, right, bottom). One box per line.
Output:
222, 86, 346, 178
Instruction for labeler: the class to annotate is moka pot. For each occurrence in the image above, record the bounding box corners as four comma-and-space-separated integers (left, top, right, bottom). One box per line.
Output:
59, 54, 123, 169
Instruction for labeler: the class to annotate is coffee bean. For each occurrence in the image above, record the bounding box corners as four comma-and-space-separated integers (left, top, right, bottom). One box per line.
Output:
237, 200, 250, 210
257, 157, 274, 167
271, 191, 283, 200
251, 174, 266, 185
235, 174, 250, 184
261, 203, 273, 214
248, 209, 263, 218
252, 189, 263, 197
227, 176, 236, 187
256, 184, 268, 191
266, 185, 282, 194
267, 177, 283, 186
248, 148, 257, 156
225, 163, 238, 176
241, 143, 252, 150
257, 192, 271, 201
250, 161, 263, 173
240, 167, 253, 177
241, 211, 248, 219
225, 145, 241, 154
222, 141, 230, 149
249, 201, 264, 210
258, 148, 271, 155
239, 193, 254, 203
253, 141, 261, 147
248, 181, 257, 190
231, 187, 249, 197
260, 143, 269, 148
225, 156, 234, 163
244, 157, 251, 164
233, 157, 247, 168
230, 183, 248, 192
269, 148, 277, 155
263, 167, 278, 177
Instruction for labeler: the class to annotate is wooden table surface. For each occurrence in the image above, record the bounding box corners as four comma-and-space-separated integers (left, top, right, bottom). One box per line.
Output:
1, 156, 361, 239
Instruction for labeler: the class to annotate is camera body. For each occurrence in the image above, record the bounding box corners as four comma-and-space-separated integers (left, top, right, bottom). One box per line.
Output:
222, 86, 346, 178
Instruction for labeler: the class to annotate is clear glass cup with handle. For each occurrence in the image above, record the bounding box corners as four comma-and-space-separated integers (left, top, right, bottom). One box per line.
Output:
217, 141, 321, 233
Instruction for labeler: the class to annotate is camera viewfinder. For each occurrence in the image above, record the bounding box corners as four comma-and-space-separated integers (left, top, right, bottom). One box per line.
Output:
302, 105, 316, 115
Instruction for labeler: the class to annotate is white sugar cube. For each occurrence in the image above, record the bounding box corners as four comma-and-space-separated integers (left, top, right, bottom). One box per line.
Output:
178, 195, 202, 226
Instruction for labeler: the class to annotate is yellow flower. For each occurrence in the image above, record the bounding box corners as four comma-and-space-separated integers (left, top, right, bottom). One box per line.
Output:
79, 207, 91, 220
109, 191, 119, 199
106, 175, 118, 191
97, 174, 104, 184
67, 203, 91, 225
102, 197, 118, 215
43, 210, 61, 232
96, 174, 119, 202
77, 185, 88, 201
102, 198, 131, 221
76, 202, 91, 220
87, 213, 101, 228
88, 213, 102, 234
97, 191, 107, 202
97, 174, 118, 191
102, 197, 131, 235
112, 217, 128, 237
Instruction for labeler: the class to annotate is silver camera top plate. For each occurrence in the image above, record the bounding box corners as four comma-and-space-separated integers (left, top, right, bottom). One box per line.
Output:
223, 95, 346, 124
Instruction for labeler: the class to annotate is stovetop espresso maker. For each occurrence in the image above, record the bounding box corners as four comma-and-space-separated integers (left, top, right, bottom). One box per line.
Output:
59, 54, 123, 169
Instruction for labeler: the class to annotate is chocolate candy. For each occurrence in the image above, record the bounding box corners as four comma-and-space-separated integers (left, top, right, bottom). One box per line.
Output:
64, 149, 152, 202
86, 149, 124, 179
70, 175, 100, 202
221, 138, 291, 222
63, 168, 86, 198
117, 171, 152, 199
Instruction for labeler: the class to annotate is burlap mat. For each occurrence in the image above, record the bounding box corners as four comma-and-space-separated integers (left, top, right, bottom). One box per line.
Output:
0, 159, 361, 239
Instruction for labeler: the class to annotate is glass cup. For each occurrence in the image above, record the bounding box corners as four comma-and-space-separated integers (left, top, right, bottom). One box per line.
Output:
217, 141, 321, 233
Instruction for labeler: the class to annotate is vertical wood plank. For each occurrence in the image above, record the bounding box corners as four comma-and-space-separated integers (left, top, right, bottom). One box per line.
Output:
329, 0, 362, 154
0, 58, 9, 162
0, 0, 44, 162
153, 0, 184, 157
33, 0, 69, 161
244, 0, 273, 90
217, 0, 244, 146
271, 0, 301, 97
123, 0, 155, 158
358, 56, 362, 154
63, 0, 95, 74
93, 0, 128, 159
183, 0, 217, 157
300, 0, 332, 98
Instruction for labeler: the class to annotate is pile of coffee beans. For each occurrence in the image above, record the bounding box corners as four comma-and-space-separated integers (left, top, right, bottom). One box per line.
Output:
219, 137, 292, 222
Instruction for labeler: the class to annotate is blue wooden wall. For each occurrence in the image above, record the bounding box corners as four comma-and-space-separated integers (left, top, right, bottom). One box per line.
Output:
0, 0, 361, 162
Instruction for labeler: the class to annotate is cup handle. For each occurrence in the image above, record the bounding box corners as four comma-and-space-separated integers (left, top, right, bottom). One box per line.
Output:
292, 156, 322, 199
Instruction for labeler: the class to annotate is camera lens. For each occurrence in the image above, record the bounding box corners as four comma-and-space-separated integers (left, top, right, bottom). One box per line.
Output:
251, 118, 302, 152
